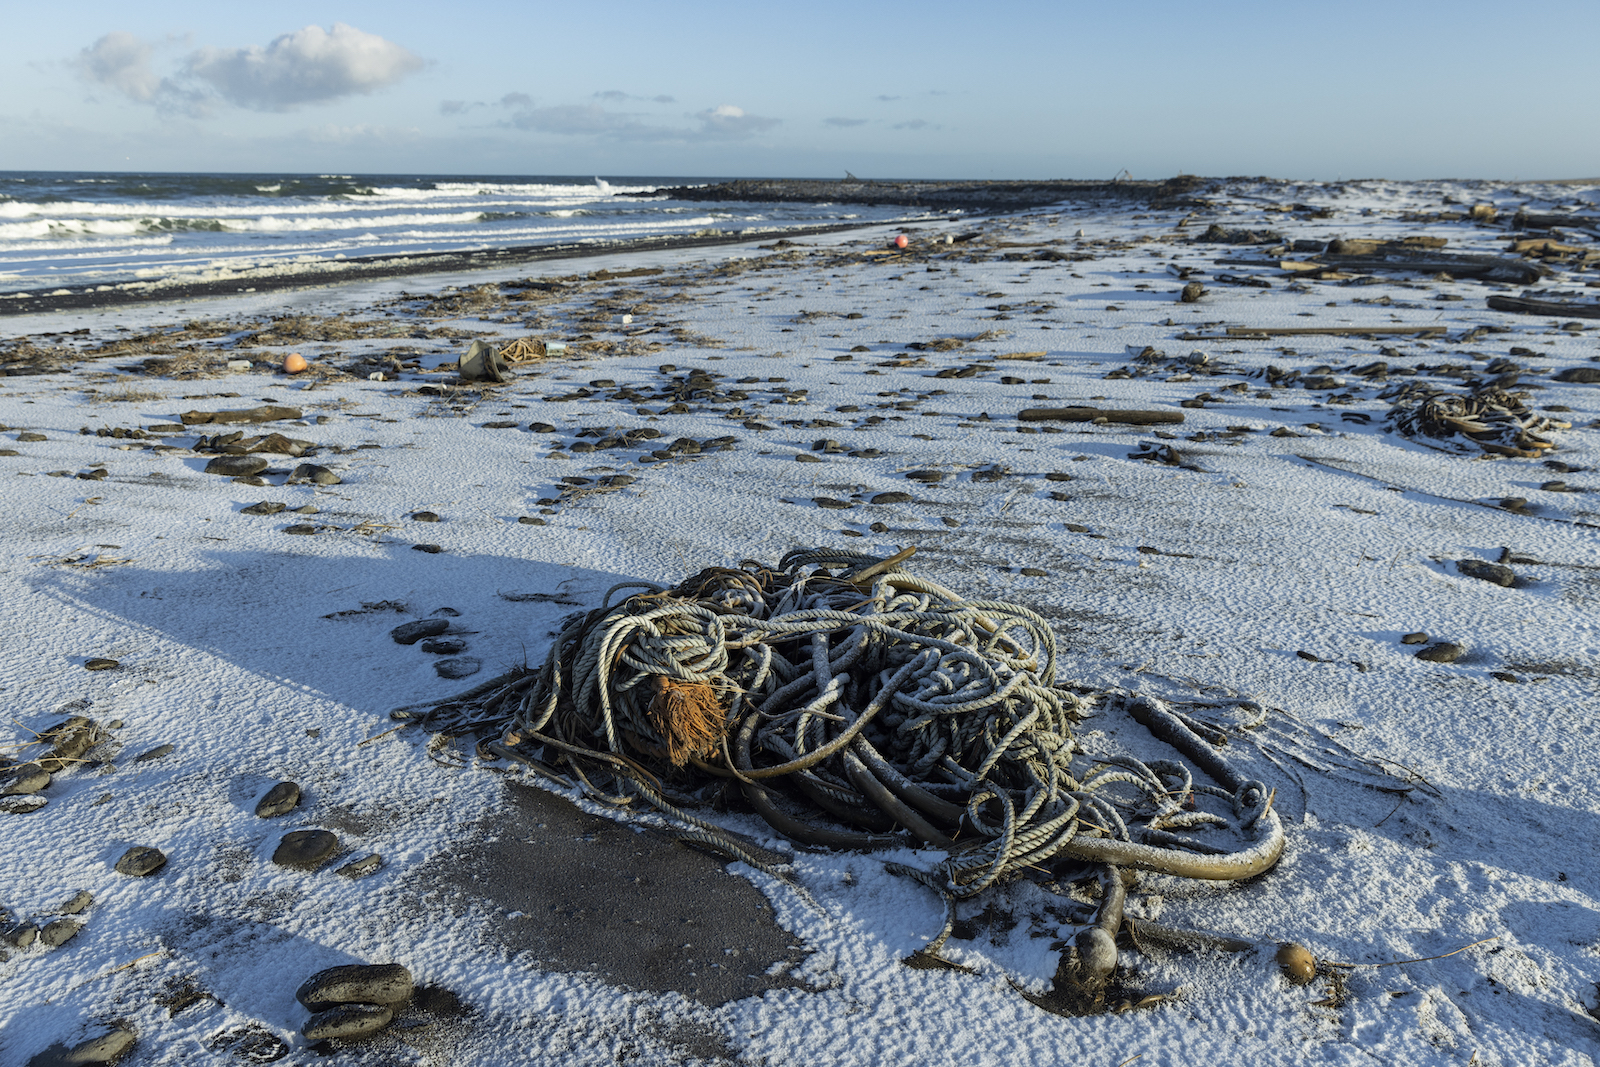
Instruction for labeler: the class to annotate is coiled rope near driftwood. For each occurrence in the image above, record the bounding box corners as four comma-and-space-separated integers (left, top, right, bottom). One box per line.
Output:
395, 548, 1285, 906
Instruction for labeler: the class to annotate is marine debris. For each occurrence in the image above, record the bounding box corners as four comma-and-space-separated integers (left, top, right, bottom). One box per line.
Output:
398, 547, 1286, 1012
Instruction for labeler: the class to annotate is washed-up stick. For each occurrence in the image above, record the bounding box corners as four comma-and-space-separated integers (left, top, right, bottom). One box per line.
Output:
1018, 407, 1185, 425
1487, 295, 1600, 319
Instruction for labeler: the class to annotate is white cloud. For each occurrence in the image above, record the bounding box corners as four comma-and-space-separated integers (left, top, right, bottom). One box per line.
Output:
824, 116, 868, 128
592, 89, 676, 104
482, 96, 777, 142
77, 31, 211, 116
78, 32, 160, 101
185, 24, 423, 110
77, 25, 423, 115
694, 105, 779, 138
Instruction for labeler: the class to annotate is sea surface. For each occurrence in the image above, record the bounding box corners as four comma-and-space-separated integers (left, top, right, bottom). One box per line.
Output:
0, 172, 913, 295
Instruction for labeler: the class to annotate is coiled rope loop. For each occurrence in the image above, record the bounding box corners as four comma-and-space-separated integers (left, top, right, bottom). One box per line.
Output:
400, 549, 1284, 898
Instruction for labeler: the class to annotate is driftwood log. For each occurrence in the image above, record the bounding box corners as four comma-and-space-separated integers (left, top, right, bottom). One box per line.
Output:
1320, 252, 1549, 284
1018, 407, 1185, 425
179, 405, 304, 425
1179, 325, 1446, 340
1487, 295, 1600, 320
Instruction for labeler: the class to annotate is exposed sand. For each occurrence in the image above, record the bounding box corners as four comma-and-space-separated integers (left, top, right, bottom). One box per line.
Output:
2, 176, 1599, 1066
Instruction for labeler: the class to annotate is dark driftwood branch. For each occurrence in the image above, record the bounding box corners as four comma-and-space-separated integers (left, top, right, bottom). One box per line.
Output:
1179, 325, 1446, 340
1487, 295, 1600, 320
1018, 407, 1185, 425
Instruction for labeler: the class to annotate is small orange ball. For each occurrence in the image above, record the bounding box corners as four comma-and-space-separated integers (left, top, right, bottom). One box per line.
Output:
283, 353, 308, 374
894, 234, 909, 249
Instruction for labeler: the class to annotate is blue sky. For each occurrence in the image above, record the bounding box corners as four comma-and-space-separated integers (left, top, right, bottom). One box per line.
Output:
3, 0, 1597, 179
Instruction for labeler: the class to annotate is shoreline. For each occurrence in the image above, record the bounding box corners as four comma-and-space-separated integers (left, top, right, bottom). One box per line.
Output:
0, 178, 1215, 319
0, 220, 892, 319
639, 176, 1213, 211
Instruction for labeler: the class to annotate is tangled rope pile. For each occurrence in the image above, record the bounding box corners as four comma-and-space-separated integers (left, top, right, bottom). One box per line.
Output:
1384, 381, 1570, 457
397, 549, 1285, 910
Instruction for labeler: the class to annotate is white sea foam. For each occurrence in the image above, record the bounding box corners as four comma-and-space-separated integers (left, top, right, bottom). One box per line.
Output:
0, 172, 911, 293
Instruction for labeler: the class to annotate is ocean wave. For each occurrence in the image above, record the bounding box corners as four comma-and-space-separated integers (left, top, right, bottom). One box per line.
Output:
0, 171, 912, 293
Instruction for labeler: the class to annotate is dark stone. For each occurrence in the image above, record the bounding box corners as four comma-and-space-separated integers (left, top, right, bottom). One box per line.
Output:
1400, 632, 1429, 645
870, 492, 913, 504
84, 658, 119, 671
0, 763, 50, 796
812, 497, 852, 510
272, 830, 339, 871
1199, 223, 1283, 244
59, 890, 92, 914
0, 795, 47, 814
297, 962, 414, 1011
481, 421, 520, 429
430, 607, 460, 616
282, 525, 319, 535
528, 422, 557, 433
1552, 367, 1600, 384
1020, 568, 1049, 577
255, 781, 301, 818
303, 1003, 393, 1043
1045, 472, 1073, 482
3, 922, 39, 948
412, 543, 444, 554
204, 455, 269, 477
131, 744, 174, 764
435, 657, 482, 680
39, 918, 83, 948
39, 717, 103, 771
419, 637, 467, 655
1180, 281, 1204, 303
206, 1027, 288, 1062
517, 516, 546, 525
114, 846, 167, 877
337, 854, 383, 879
411, 511, 440, 522
905, 470, 944, 483
27, 1027, 136, 1067
1416, 642, 1466, 664
391, 619, 450, 645
794, 454, 824, 463
240, 501, 287, 515
1456, 559, 1515, 587
291, 463, 341, 485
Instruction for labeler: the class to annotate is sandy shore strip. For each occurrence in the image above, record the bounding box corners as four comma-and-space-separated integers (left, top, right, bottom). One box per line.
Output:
2, 177, 1599, 1066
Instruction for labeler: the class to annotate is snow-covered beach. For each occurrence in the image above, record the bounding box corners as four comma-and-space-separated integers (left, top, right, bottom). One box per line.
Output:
2, 176, 1598, 1066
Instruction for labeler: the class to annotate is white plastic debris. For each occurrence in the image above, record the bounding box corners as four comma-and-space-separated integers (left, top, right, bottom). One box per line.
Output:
226, 360, 252, 372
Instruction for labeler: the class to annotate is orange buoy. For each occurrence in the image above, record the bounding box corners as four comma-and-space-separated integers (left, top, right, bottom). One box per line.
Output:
283, 353, 308, 374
